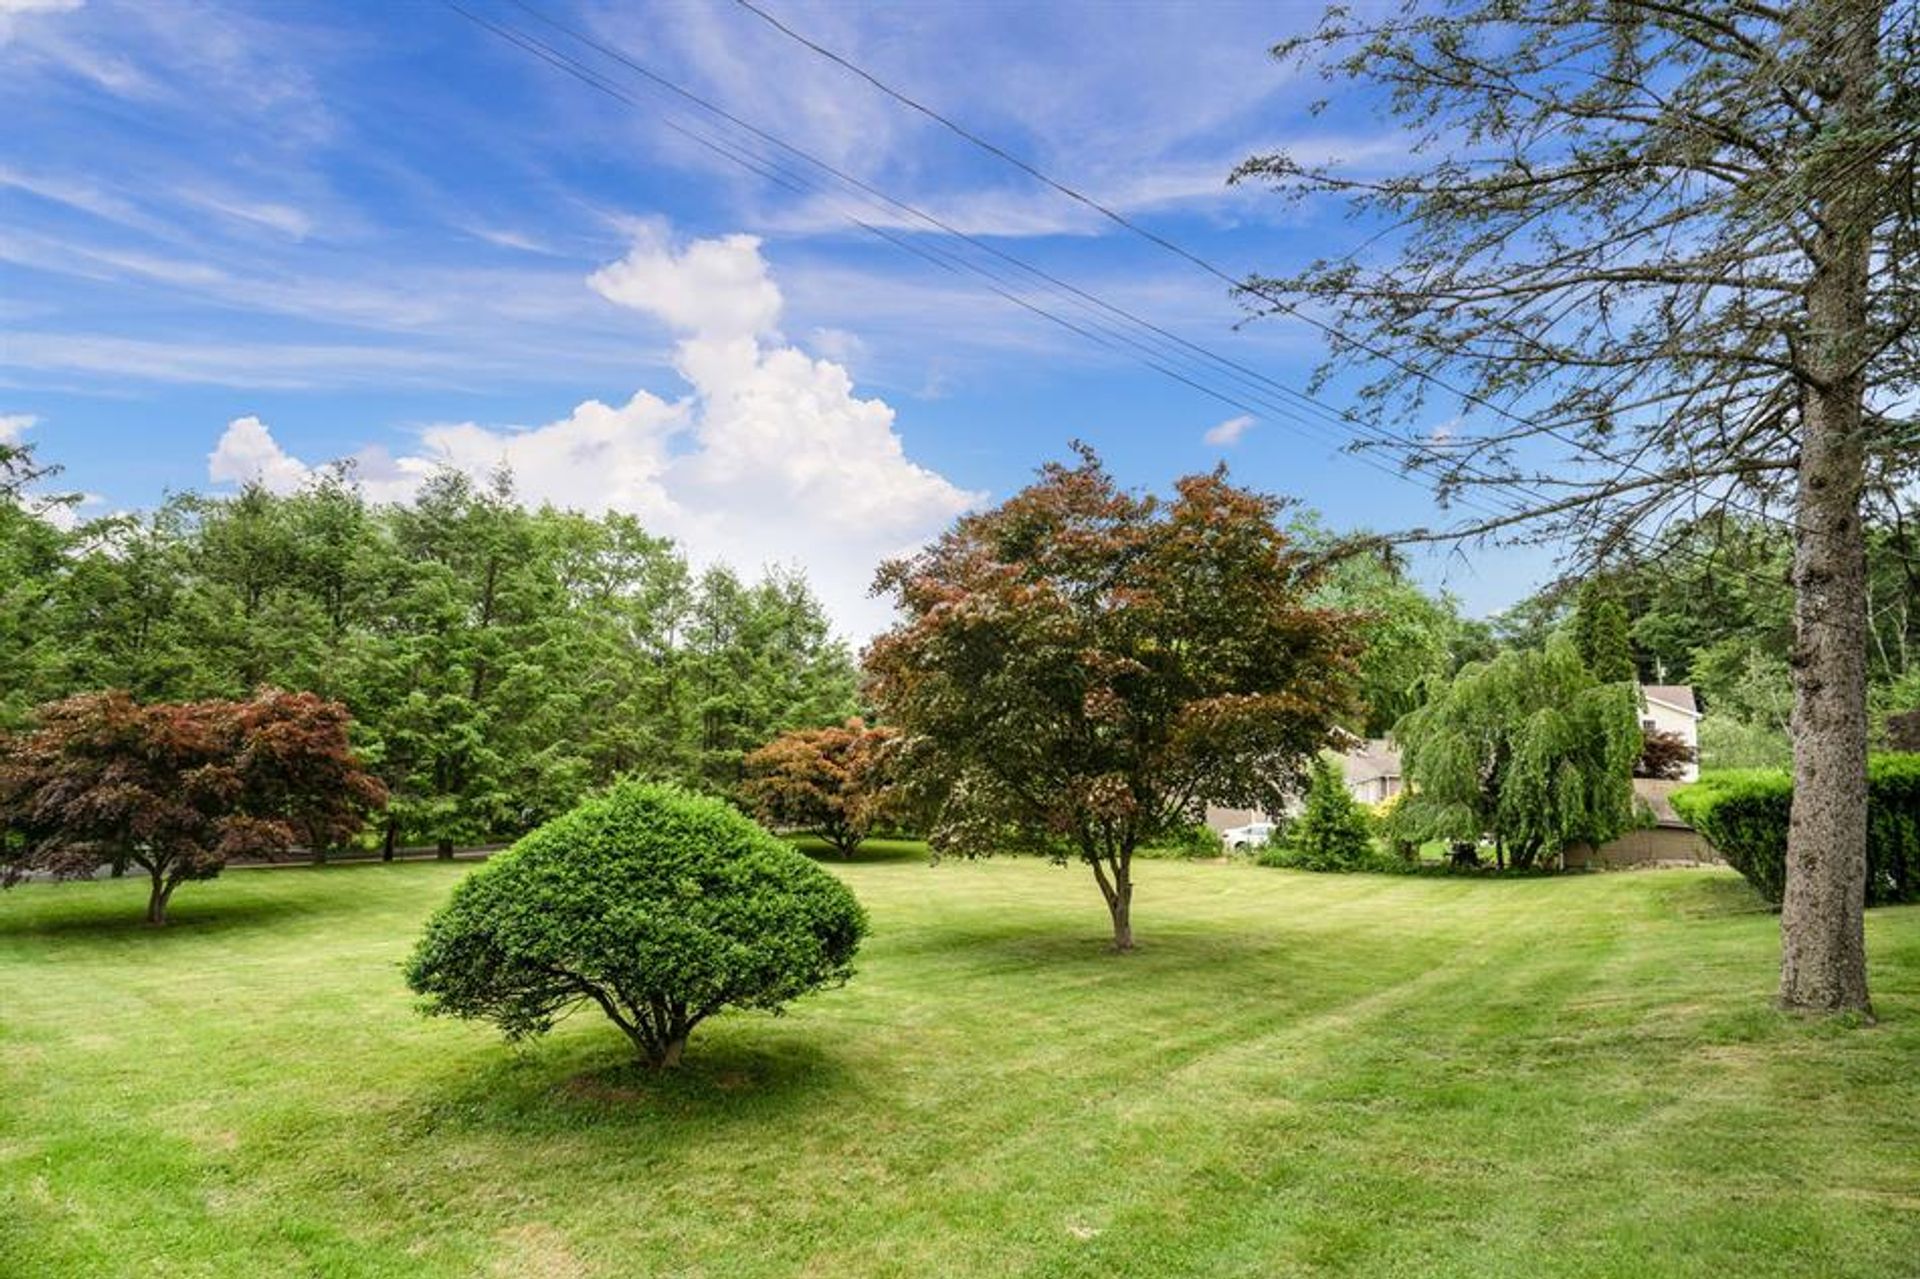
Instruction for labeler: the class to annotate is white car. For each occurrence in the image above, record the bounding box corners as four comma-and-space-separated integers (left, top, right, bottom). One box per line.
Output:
1222, 821, 1277, 851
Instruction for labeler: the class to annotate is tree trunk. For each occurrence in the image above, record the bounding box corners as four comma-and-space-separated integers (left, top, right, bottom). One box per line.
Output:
1779, 0, 1877, 1016
656, 1034, 687, 1069
1104, 852, 1135, 952
382, 818, 397, 863
437, 837, 454, 861
1108, 885, 1133, 952
1781, 381, 1872, 1014
145, 872, 173, 926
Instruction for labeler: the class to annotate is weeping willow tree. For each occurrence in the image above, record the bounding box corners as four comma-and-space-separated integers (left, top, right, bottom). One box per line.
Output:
1391, 642, 1642, 869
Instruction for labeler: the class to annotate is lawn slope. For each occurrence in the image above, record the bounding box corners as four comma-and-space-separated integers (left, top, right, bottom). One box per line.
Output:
2, 854, 1916, 1277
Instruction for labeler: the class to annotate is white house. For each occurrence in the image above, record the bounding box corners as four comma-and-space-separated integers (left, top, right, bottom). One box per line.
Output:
1203, 737, 1402, 834
1639, 684, 1701, 781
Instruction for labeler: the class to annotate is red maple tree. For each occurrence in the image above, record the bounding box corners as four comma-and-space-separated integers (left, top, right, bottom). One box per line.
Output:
740, 718, 901, 857
0, 689, 387, 923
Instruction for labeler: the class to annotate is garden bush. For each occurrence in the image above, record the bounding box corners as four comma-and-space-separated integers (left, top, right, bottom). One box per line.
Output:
1256, 758, 1393, 872
1141, 822, 1227, 860
405, 781, 867, 1068
1671, 755, 1920, 907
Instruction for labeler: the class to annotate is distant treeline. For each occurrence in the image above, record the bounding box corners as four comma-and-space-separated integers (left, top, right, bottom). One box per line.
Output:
1, 459, 859, 852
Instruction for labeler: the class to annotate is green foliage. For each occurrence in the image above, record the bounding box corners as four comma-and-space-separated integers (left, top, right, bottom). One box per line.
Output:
404, 782, 866, 1068
1671, 757, 1920, 908
1139, 822, 1227, 860
1571, 580, 1637, 684
0, 458, 859, 852
1390, 641, 1641, 869
1263, 757, 1376, 872
1697, 713, 1792, 771
1290, 518, 1462, 735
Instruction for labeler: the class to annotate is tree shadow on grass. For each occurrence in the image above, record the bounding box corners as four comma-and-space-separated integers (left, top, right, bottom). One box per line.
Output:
879, 916, 1306, 974
0, 885, 359, 944
786, 836, 933, 866
411, 1027, 857, 1141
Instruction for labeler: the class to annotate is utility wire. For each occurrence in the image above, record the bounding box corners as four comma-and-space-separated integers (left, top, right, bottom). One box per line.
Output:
436, 0, 1854, 611
730, 0, 1914, 543
475, 0, 1761, 555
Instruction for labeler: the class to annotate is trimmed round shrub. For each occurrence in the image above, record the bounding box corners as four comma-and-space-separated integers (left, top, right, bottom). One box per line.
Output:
1671, 755, 1920, 908
405, 782, 867, 1068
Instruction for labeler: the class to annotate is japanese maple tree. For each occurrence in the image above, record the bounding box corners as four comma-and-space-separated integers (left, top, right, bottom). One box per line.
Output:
866, 448, 1358, 949
740, 718, 900, 857
0, 689, 386, 924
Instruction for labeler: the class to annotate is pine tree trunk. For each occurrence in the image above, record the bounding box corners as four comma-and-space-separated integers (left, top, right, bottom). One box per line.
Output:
1779, 0, 1876, 1015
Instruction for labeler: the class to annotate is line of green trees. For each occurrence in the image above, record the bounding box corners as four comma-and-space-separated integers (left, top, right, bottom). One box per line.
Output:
1, 450, 859, 854
1491, 515, 1920, 768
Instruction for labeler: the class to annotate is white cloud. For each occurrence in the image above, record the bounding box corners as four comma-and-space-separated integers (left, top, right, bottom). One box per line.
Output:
207, 231, 982, 639
588, 229, 783, 341
207, 414, 311, 493
0, 411, 37, 442
1204, 413, 1254, 447
179, 190, 313, 239
0, 0, 81, 44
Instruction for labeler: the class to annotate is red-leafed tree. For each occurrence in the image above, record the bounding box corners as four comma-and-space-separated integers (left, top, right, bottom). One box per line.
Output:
740, 718, 900, 858
0, 689, 387, 924
866, 447, 1359, 950
1635, 728, 1697, 781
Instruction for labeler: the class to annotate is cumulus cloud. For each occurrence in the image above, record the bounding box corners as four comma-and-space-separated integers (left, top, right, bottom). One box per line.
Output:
207, 231, 981, 639
1204, 413, 1255, 447
588, 229, 783, 341
207, 414, 311, 493
0, 412, 38, 442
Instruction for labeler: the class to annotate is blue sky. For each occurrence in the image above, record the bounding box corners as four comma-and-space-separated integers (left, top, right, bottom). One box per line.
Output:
1, 0, 1556, 637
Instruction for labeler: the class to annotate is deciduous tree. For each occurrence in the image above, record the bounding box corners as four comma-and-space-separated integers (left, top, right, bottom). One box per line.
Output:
741, 719, 900, 857
866, 448, 1357, 950
1390, 642, 1641, 869
0, 689, 386, 923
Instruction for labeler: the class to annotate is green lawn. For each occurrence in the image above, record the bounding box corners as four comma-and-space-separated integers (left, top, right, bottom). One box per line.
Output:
3, 851, 1917, 1277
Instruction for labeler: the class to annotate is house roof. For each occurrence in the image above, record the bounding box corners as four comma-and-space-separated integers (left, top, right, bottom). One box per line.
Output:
1641, 684, 1700, 717
1343, 738, 1402, 783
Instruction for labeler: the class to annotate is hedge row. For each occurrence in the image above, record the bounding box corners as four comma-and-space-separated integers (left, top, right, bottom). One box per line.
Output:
1670, 754, 1920, 906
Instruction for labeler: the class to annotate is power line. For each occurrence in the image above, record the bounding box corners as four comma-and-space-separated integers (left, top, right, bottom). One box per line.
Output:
435, 0, 1842, 611
471, 0, 1754, 556
453, 0, 1535, 524
729, 0, 1913, 543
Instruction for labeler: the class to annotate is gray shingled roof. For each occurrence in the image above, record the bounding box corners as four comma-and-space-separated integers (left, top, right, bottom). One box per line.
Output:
1343, 738, 1402, 783
1641, 684, 1698, 714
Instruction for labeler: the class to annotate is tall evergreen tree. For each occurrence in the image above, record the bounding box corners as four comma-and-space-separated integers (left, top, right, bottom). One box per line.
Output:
1571, 580, 1638, 685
